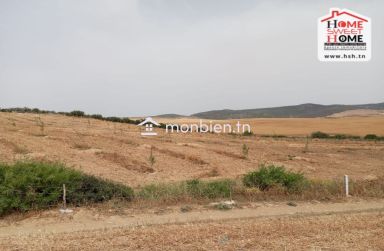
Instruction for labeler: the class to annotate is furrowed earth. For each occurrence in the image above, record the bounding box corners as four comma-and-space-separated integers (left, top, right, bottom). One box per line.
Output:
1, 113, 383, 185
0, 112, 383, 250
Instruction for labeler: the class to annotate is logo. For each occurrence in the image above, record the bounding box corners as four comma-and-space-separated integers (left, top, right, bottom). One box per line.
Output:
318, 8, 371, 62
138, 117, 160, 136
165, 120, 251, 134
137, 117, 252, 136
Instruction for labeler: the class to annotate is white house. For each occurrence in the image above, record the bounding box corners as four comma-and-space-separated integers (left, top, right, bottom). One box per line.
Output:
138, 117, 160, 136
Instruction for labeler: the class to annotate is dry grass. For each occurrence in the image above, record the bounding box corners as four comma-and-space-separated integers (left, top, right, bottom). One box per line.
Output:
72, 142, 91, 150
130, 176, 384, 206
1, 211, 383, 250
97, 152, 154, 173
234, 177, 384, 202
0, 138, 29, 154
211, 149, 245, 160
153, 147, 208, 165
204, 167, 220, 177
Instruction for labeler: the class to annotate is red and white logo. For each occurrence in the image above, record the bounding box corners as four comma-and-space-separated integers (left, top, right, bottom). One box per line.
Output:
318, 8, 371, 62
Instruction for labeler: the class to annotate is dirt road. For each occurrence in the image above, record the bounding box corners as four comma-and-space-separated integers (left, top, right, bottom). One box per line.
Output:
0, 199, 383, 250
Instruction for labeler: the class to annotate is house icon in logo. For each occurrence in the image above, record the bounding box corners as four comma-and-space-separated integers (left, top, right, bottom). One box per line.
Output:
320, 9, 368, 23
138, 117, 160, 136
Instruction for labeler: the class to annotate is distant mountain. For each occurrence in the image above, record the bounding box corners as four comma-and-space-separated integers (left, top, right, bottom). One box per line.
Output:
154, 113, 187, 118
192, 102, 384, 119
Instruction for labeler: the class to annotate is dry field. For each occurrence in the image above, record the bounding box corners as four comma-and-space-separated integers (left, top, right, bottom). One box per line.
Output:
1, 112, 384, 187
156, 116, 384, 136
1, 202, 383, 250
1, 112, 384, 250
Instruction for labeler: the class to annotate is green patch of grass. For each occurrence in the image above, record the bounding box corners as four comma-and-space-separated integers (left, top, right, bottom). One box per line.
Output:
136, 183, 185, 201
186, 179, 232, 199
136, 179, 233, 201
0, 161, 133, 216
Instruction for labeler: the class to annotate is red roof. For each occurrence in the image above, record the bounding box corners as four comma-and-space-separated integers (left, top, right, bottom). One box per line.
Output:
321, 10, 368, 22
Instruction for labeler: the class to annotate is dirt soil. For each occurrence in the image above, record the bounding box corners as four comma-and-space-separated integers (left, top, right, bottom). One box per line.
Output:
1, 113, 383, 187
0, 199, 383, 250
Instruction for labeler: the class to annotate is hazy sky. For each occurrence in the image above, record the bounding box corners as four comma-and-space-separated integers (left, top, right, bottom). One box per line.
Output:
1, 0, 383, 116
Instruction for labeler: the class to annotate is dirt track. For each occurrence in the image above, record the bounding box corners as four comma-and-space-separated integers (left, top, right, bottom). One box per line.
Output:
0, 199, 383, 250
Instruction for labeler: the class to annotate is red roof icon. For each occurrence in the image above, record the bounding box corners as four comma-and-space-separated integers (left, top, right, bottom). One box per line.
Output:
321, 10, 368, 22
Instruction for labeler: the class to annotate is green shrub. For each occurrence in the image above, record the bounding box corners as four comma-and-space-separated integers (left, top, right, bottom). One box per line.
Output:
347, 135, 362, 140
90, 114, 103, 119
311, 131, 330, 139
104, 117, 122, 123
243, 165, 306, 191
242, 131, 254, 136
69, 110, 85, 117
0, 161, 133, 216
333, 134, 347, 139
261, 134, 288, 138
364, 134, 383, 140
333, 134, 361, 140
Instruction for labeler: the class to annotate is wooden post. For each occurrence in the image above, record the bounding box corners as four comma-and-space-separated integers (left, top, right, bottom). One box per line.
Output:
59, 184, 72, 213
63, 184, 67, 209
344, 175, 349, 197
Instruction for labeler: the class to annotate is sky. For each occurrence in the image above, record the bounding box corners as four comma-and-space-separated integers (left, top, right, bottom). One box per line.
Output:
0, 0, 383, 116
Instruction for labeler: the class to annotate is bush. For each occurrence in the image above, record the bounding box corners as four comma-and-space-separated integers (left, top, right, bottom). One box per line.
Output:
333, 134, 347, 140
311, 131, 329, 139
333, 134, 361, 140
0, 161, 133, 216
243, 165, 306, 191
364, 134, 384, 140
242, 131, 254, 136
104, 117, 122, 123
90, 114, 103, 120
346, 135, 362, 140
69, 110, 85, 117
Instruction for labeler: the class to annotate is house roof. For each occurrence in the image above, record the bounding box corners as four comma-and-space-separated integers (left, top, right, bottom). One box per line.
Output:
138, 117, 160, 126
321, 9, 368, 22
